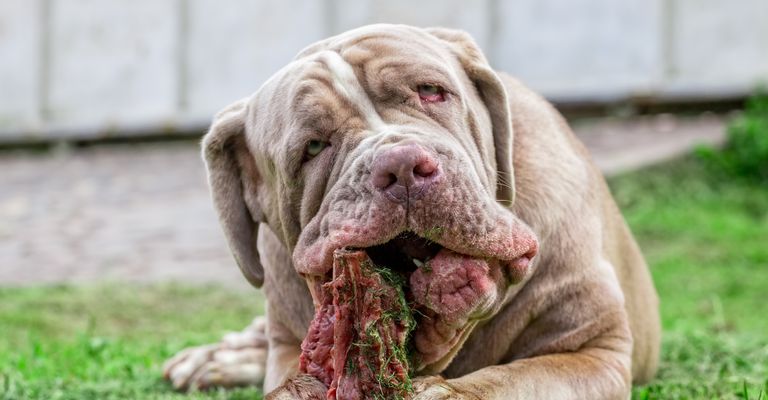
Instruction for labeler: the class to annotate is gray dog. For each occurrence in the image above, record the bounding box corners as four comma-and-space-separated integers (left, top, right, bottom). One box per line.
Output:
164, 24, 660, 399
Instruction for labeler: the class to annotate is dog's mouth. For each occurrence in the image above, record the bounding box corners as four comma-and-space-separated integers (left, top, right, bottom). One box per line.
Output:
304, 230, 529, 373
306, 229, 532, 287
366, 231, 443, 280
306, 231, 444, 313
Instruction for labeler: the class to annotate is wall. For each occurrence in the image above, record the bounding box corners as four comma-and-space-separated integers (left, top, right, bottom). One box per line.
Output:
1, 0, 766, 141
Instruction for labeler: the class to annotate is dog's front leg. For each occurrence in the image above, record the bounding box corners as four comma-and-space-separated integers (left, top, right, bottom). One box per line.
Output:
263, 309, 303, 393
413, 320, 633, 400
262, 307, 330, 399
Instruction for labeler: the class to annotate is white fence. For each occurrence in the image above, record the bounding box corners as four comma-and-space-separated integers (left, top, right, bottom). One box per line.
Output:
1, 0, 767, 141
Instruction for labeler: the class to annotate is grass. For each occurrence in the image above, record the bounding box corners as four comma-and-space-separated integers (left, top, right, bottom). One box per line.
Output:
610, 157, 768, 399
0, 285, 265, 399
1, 157, 767, 399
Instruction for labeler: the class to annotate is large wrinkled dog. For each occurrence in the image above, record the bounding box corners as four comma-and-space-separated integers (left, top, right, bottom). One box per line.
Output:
164, 24, 660, 399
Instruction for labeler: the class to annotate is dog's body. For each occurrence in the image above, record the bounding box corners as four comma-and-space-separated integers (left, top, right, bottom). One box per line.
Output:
164, 25, 660, 399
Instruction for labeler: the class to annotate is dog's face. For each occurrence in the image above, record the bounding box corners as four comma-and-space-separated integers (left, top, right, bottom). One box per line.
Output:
203, 24, 538, 373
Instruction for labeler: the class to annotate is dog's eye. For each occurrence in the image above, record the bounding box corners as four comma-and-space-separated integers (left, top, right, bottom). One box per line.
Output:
417, 84, 446, 103
305, 139, 329, 160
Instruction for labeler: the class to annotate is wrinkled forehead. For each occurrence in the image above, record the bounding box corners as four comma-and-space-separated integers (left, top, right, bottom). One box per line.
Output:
249, 25, 465, 137
296, 24, 452, 66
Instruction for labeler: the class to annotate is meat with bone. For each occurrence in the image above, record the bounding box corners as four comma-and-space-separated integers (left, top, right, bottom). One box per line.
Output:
299, 249, 415, 400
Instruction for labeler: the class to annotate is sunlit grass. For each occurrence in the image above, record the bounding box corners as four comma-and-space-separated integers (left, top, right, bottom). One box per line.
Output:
610, 157, 768, 399
0, 284, 265, 399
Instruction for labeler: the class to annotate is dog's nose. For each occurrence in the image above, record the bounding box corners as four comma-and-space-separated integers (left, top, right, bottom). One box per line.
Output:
371, 144, 440, 203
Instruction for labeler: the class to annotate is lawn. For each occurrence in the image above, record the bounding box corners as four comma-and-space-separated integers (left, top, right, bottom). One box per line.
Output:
612, 158, 768, 399
1, 157, 767, 399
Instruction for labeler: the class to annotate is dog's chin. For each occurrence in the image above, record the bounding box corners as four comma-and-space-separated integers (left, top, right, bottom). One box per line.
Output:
303, 230, 525, 373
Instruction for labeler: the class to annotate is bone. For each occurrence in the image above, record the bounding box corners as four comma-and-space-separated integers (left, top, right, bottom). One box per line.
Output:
299, 248, 414, 399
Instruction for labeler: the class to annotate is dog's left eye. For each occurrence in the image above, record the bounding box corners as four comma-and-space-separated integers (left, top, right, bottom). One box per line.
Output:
305, 139, 329, 160
417, 84, 446, 103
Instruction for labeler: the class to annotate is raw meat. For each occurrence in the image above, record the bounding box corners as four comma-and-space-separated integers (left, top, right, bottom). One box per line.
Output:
299, 249, 415, 400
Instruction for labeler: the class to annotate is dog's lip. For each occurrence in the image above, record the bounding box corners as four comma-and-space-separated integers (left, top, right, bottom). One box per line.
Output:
415, 320, 479, 373
301, 235, 535, 313
299, 229, 538, 283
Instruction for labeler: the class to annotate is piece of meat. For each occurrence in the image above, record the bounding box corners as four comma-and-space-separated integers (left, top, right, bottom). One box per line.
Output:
299, 249, 415, 400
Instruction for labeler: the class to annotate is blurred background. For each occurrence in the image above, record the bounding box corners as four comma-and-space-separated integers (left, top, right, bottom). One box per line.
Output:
1, 1, 767, 399
1, 0, 767, 139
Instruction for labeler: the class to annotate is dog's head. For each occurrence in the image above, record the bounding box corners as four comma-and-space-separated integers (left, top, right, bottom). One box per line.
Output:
202, 24, 538, 373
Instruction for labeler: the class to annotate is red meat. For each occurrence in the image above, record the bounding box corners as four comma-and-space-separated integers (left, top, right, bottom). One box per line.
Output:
299, 249, 414, 400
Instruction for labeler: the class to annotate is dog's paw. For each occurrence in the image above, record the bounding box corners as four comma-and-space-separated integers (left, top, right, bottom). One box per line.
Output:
412, 375, 481, 400
264, 374, 327, 400
163, 316, 268, 391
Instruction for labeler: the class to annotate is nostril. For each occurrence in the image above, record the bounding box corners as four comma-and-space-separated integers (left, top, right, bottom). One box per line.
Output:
386, 173, 398, 188
414, 158, 438, 178
372, 171, 401, 190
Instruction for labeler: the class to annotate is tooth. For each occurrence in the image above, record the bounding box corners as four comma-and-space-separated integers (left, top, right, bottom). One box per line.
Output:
413, 259, 424, 268
306, 276, 323, 308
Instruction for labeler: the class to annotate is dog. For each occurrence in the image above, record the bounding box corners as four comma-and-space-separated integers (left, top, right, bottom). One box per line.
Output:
163, 24, 660, 399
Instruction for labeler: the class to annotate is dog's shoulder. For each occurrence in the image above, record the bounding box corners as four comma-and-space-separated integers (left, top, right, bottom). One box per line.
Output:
496, 74, 602, 232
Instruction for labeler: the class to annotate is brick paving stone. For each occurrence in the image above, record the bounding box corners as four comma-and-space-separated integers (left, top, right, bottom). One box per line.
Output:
0, 142, 249, 288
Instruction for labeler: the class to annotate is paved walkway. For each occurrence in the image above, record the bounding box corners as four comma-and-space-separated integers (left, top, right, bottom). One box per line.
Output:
0, 114, 725, 287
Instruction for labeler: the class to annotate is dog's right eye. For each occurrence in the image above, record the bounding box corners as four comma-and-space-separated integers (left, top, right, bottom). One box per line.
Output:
304, 139, 329, 161
417, 84, 446, 103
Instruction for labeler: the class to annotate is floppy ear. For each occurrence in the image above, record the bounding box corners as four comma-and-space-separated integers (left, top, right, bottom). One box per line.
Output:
426, 28, 515, 206
201, 98, 264, 287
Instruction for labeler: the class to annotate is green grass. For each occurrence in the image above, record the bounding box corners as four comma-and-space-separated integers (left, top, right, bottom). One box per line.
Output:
610, 157, 768, 399
1, 157, 767, 399
0, 285, 265, 399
